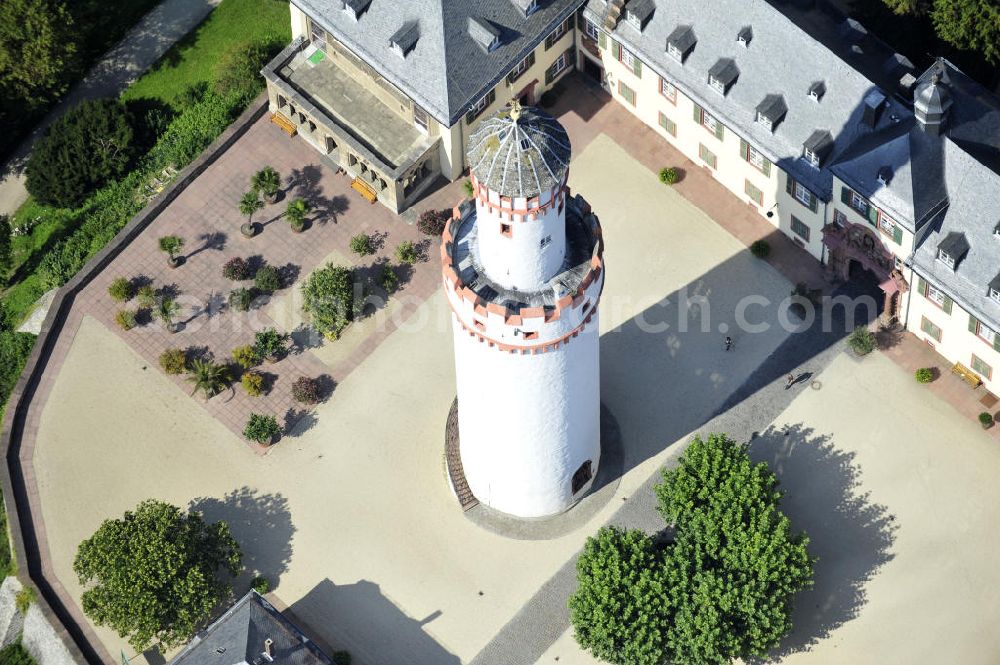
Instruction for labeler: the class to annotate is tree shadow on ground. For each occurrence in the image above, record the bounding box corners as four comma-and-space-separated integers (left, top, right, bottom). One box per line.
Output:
188, 487, 295, 593
288, 164, 350, 225
747, 422, 897, 658
288, 578, 460, 665
187, 231, 227, 260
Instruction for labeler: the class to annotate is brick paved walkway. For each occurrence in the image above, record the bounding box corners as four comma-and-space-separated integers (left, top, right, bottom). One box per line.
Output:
36, 117, 455, 448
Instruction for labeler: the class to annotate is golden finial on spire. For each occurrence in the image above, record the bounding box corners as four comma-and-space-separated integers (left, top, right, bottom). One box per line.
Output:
510, 99, 522, 122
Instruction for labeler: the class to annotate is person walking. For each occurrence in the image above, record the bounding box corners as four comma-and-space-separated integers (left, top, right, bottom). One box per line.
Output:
785, 373, 795, 389
724, 336, 733, 352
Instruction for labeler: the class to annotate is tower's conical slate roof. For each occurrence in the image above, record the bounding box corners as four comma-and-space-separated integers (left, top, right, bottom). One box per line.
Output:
466, 105, 571, 199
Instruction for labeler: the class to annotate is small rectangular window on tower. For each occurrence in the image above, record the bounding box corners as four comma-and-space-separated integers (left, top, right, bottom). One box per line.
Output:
540, 235, 552, 248
501, 223, 512, 237
523, 331, 538, 340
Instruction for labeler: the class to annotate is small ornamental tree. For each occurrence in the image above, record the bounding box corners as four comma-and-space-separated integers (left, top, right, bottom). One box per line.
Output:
136, 285, 156, 309
301, 263, 362, 340
395, 240, 418, 265
186, 359, 231, 398
231, 345, 259, 369
25, 99, 137, 208
349, 233, 375, 257
158, 235, 184, 266
251, 166, 281, 203
847, 326, 876, 356
108, 277, 133, 302
158, 348, 187, 375
243, 413, 280, 444
229, 287, 253, 312
241, 371, 265, 397
254, 265, 281, 293
115, 309, 136, 331
222, 257, 250, 281
285, 198, 311, 232
291, 376, 322, 404
380, 264, 398, 294
239, 191, 264, 229
73, 499, 242, 653
254, 327, 290, 361
417, 209, 450, 236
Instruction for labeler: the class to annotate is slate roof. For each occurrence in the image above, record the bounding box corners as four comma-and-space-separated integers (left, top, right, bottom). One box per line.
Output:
583, 0, 909, 201
466, 105, 571, 198
294, 0, 582, 126
169, 592, 332, 665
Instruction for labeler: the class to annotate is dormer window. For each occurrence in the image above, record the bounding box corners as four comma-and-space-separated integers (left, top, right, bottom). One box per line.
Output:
936, 232, 969, 271
877, 166, 892, 186
757, 112, 772, 131
802, 130, 833, 168
937, 249, 954, 268
994, 222, 1000, 238
755, 94, 787, 132
343, 0, 370, 20
389, 21, 419, 58
990, 286, 1000, 304
666, 25, 696, 63
808, 81, 826, 102
708, 58, 738, 96
737, 26, 752, 47
625, 0, 655, 32
468, 16, 500, 52
512, 0, 538, 17
990, 275, 1000, 304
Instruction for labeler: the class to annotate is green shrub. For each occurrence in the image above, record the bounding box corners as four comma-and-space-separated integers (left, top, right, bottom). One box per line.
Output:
847, 326, 876, 356
291, 376, 321, 404
750, 239, 770, 259
0, 330, 35, 412
380, 264, 398, 294
115, 309, 137, 330
251, 575, 270, 595
980, 412, 994, 428
915, 367, 934, 383
14, 586, 36, 614
658, 167, 679, 185
254, 265, 281, 293
0, 215, 11, 280
136, 284, 156, 309
254, 327, 289, 360
158, 235, 184, 260
231, 345, 259, 369
285, 198, 310, 231
0, 641, 36, 665
349, 233, 375, 257
241, 371, 264, 397
229, 287, 253, 312
395, 241, 418, 265
417, 209, 450, 236
250, 165, 281, 201
25, 99, 137, 208
223, 256, 250, 281
243, 413, 280, 444
332, 651, 352, 665
107, 277, 133, 302
186, 358, 231, 398
301, 264, 362, 340
158, 348, 187, 375
212, 40, 278, 98
463, 180, 474, 198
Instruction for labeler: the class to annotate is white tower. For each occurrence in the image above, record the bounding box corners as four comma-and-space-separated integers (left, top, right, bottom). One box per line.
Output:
441, 104, 605, 518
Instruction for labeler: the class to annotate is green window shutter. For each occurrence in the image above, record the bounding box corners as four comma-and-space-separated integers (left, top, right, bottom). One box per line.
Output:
545, 65, 554, 85
715, 122, 725, 141
942, 295, 953, 315
740, 138, 748, 161
762, 157, 771, 177
612, 40, 621, 60
527, 52, 536, 69
633, 58, 642, 78
969, 313, 980, 333
808, 191, 818, 213
994, 332, 1000, 353
867, 204, 879, 226
693, 102, 702, 124
786, 175, 794, 195
598, 30, 607, 49
917, 276, 927, 296
892, 224, 902, 244
841, 186, 851, 205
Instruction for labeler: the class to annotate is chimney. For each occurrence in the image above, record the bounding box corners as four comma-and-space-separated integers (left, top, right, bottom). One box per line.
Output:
914, 63, 952, 136
262, 638, 275, 662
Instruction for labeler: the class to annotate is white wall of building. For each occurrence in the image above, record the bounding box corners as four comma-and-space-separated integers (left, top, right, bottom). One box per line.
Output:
452, 316, 601, 517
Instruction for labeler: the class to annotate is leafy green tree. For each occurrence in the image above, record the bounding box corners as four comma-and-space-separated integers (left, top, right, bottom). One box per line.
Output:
931, 0, 1000, 63
186, 358, 231, 398
655, 434, 813, 665
25, 98, 136, 208
301, 263, 363, 340
285, 198, 311, 231
73, 499, 242, 653
0, 0, 78, 111
569, 527, 670, 665
0, 330, 35, 411
0, 215, 11, 281
239, 191, 263, 226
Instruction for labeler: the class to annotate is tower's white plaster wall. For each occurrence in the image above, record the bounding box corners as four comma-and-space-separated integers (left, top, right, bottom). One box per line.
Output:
452, 317, 601, 517
475, 189, 568, 290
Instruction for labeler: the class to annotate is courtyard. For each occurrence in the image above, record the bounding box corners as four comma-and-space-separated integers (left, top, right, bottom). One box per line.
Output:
15, 86, 1000, 665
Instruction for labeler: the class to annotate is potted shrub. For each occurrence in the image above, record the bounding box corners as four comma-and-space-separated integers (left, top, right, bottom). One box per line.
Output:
255, 265, 281, 293
285, 198, 311, 233
159, 235, 185, 268
251, 166, 282, 204
243, 413, 281, 445
380, 264, 399, 294
232, 345, 259, 369
136, 284, 156, 309
159, 348, 187, 375
254, 327, 290, 363
417, 209, 449, 236
915, 367, 934, 383
239, 190, 264, 237
156, 296, 182, 333
108, 277, 133, 302
241, 371, 265, 397
349, 233, 375, 257
229, 287, 254, 312
115, 309, 137, 330
291, 376, 322, 404
463, 179, 474, 198
750, 240, 770, 259
186, 358, 231, 398
979, 412, 994, 429
658, 167, 679, 185
223, 256, 251, 281
847, 326, 876, 356
395, 240, 418, 265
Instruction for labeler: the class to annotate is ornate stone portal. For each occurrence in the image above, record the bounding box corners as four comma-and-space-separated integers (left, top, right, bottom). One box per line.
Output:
822, 221, 909, 320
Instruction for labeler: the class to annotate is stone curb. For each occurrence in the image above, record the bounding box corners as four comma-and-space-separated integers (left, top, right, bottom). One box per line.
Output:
0, 93, 270, 665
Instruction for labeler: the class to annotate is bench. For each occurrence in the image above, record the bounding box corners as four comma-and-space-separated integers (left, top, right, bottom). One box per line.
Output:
270, 112, 297, 136
952, 362, 983, 388
351, 177, 378, 204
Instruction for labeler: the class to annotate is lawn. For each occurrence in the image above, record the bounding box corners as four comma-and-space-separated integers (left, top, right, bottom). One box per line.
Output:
122, 0, 291, 109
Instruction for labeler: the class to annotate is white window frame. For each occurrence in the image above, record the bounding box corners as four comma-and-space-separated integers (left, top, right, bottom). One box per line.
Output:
413, 105, 429, 133
618, 45, 636, 69
878, 211, 896, 236
699, 108, 719, 133
937, 249, 955, 269
804, 148, 819, 167
990, 287, 1000, 304
659, 77, 677, 103
756, 111, 773, 131
793, 181, 812, 207
548, 17, 570, 44
469, 93, 491, 118
850, 190, 868, 214
709, 76, 725, 95
972, 354, 993, 380
925, 283, 947, 307
746, 144, 766, 171
550, 51, 569, 78
584, 19, 600, 41
509, 53, 532, 81
977, 321, 997, 345
625, 10, 642, 30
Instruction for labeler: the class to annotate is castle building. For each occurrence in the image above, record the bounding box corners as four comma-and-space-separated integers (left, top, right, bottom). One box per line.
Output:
440, 103, 605, 518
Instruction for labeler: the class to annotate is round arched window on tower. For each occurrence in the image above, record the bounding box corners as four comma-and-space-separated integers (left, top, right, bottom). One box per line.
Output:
571, 460, 593, 494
